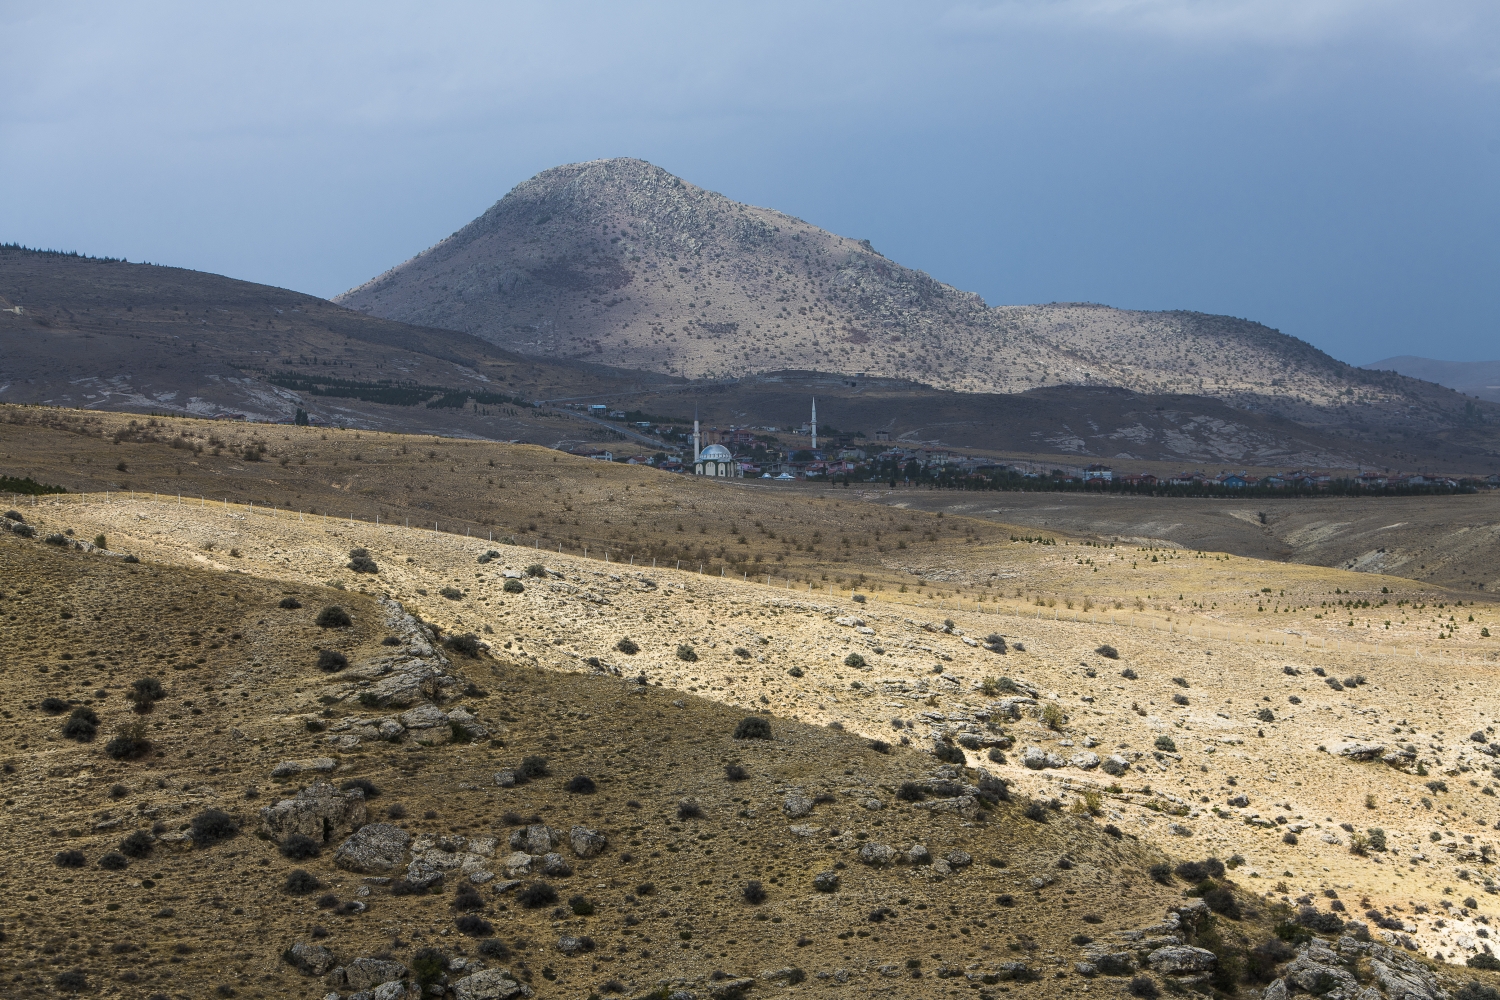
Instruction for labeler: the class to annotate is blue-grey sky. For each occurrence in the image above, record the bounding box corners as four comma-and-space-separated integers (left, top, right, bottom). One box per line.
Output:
3, 1, 1497, 364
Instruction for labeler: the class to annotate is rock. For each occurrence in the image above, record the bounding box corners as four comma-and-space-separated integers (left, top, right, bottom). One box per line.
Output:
491, 879, 521, 894
342, 957, 409, 991
502, 852, 532, 876
1148, 945, 1216, 974
1101, 754, 1130, 777
272, 757, 338, 778
1262, 979, 1288, 1000
946, 850, 972, 868
860, 797, 884, 810
334, 823, 412, 874
905, 843, 931, 865
1167, 823, 1193, 836
451, 968, 533, 1000
261, 781, 369, 843
403, 858, 445, 891
469, 870, 494, 884
858, 842, 897, 866
708, 980, 755, 999
510, 824, 559, 855
373, 981, 409, 1000
812, 870, 840, 892
569, 825, 606, 858
1227, 793, 1249, 807
285, 942, 336, 975
783, 793, 814, 818
556, 935, 588, 955
1021, 746, 1048, 769
1075, 962, 1097, 977
1094, 953, 1135, 976
493, 770, 515, 787
446, 707, 489, 740
1070, 751, 1101, 770
1335, 742, 1386, 762
833, 616, 865, 627
788, 824, 820, 837
376, 718, 405, 741
913, 795, 980, 819
540, 853, 572, 876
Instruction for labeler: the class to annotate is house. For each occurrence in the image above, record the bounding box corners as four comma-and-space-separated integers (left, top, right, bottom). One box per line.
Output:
1083, 464, 1113, 482
1220, 474, 1250, 488
588, 404, 608, 415
875, 430, 891, 442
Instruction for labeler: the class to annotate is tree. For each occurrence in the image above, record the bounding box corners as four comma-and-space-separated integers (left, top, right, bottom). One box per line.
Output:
295, 408, 309, 426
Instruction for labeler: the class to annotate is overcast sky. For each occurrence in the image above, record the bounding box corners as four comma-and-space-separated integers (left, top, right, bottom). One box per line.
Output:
3, 1, 1497, 364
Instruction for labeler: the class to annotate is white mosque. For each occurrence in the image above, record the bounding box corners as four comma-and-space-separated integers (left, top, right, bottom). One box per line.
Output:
692, 399, 816, 478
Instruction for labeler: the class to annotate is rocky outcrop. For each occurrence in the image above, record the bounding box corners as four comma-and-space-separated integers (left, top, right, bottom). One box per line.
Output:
333, 823, 411, 873
451, 968, 533, 1000
258, 781, 367, 842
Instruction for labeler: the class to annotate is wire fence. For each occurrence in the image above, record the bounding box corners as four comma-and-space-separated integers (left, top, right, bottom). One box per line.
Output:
19, 489, 1497, 669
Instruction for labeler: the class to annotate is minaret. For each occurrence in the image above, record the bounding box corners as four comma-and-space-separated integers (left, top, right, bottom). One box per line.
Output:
692, 408, 701, 470
811, 397, 817, 452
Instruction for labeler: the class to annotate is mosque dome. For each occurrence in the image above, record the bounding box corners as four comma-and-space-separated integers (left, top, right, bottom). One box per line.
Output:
699, 444, 733, 461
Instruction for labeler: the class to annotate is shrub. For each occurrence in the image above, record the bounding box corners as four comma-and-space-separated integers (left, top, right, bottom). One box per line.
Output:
281, 833, 321, 860
1154, 735, 1177, 753
283, 869, 322, 895
976, 773, 1011, 803
476, 550, 499, 564
315, 605, 352, 628
565, 775, 597, 794
517, 882, 557, 909
869, 740, 891, 755
189, 808, 239, 847
412, 948, 449, 987
444, 633, 482, 657
677, 798, 704, 820
1041, 703, 1066, 730
478, 939, 511, 959
54, 970, 89, 993
105, 721, 152, 759
279, 596, 302, 609
844, 652, 866, 668
452, 886, 484, 911
725, 764, 749, 781
1246, 938, 1295, 981
1022, 800, 1049, 822
40, 696, 68, 714
516, 755, 549, 781
313, 648, 348, 672
62, 707, 98, 741
734, 716, 772, 740
1149, 863, 1173, 884
934, 741, 966, 764
1172, 693, 1189, 706
743, 880, 767, 904
1128, 975, 1159, 999
338, 778, 380, 798
1257, 707, 1275, 722
616, 637, 639, 655
676, 644, 698, 662
44, 532, 69, 546
1175, 859, 1225, 881
120, 830, 154, 858
787, 666, 804, 677
98, 850, 129, 870
987, 748, 1006, 764
1468, 955, 1500, 971
1096, 644, 1119, 659
984, 634, 1008, 654
569, 894, 595, 916
386, 803, 407, 819
1121, 667, 1138, 679
346, 549, 378, 574
55, 849, 86, 868
390, 878, 427, 896
456, 914, 493, 936
1283, 831, 1299, 845
1203, 884, 1241, 919
128, 676, 165, 709
1367, 827, 1387, 851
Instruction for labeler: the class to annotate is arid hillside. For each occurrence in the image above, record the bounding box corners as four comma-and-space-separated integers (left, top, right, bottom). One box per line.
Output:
334, 158, 1500, 459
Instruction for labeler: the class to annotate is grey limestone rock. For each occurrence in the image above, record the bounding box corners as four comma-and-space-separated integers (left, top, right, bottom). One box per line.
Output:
451, 968, 533, 1000
1070, 751, 1101, 770
858, 842, 897, 866
1148, 945, 1217, 974
272, 757, 338, 778
334, 823, 411, 873
285, 941, 336, 975
261, 781, 368, 843
812, 870, 840, 892
341, 957, 409, 991
783, 793, 814, 818
540, 852, 572, 876
510, 823, 559, 855
569, 825, 606, 858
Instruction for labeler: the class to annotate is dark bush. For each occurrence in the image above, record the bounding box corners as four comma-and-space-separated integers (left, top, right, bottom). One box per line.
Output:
315, 648, 349, 673
1297, 907, 1346, 933
869, 739, 891, 755
279, 597, 302, 609
478, 939, 511, 959
456, 914, 493, 936
120, 830, 154, 858
337, 778, 379, 798
565, 775, 597, 794
54, 970, 89, 993
1128, 975, 1159, 998
281, 833, 321, 860
984, 633, 1008, 653
1257, 707, 1275, 722
104, 722, 151, 759
98, 850, 129, 870
743, 881, 767, 904
1154, 735, 1177, 752
1121, 667, 1138, 679
896, 782, 926, 802
516, 755, 549, 781
381, 635, 401, 646
1149, 863, 1174, 884
284, 869, 322, 894
1175, 859, 1225, 882
386, 803, 407, 819
315, 893, 339, 909
315, 606, 352, 628
1246, 938, 1295, 981
62, 708, 98, 741
347, 549, 378, 574
390, 878, 427, 896
976, 773, 1011, 803
40, 696, 68, 714
55, 849, 86, 868
127, 676, 165, 710
933, 741, 966, 765
500, 579, 522, 594
676, 643, 697, 662
1103, 824, 1122, 838
677, 798, 704, 820
189, 808, 239, 847
616, 637, 639, 655
787, 666, 804, 677
1096, 644, 1119, 659
1468, 955, 1500, 972
44, 532, 69, 546
517, 882, 557, 909
1172, 693, 1189, 706
1203, 884, 1241, 919
844, 652, 866, 668
569, 894, 595, 916
1459, 983, 1500, 1000
725, 764, 749, 781
1022, 800, 1048, 822
412, 947, 449, 987
734, 716, 772, 740
2, 510, 21, 521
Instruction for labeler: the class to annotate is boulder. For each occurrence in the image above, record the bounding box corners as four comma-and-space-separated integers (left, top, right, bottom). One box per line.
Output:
812, 870, 840, 892
493, 770, 516, 788
1021, 746, 1048, 770
284, 941, 336, 975
502, 852, 532, 877
858, 842, 897, 866
1101, 755, 1131, 777
447, 707, 489, 740
540, 853, 572, 877
342, 957, 408, 991
1148, 946, 1216, 974
261, 781, 368, 843
451, 968, 533, 1000
510, 824, 559, 855
556, 935, 589, 955
946, 850, 973, 868
1262, 979, 1288, 1000
334, 823, 411, 873
1070, 751, 1101, 770
271, 757, 337, 778
403, 858, 445, 891
569, 825, 606, 858
1335, 742, 1386, 762
783, 793, 814, 818
905, 844, 931, 865
373, 981, 410, 1000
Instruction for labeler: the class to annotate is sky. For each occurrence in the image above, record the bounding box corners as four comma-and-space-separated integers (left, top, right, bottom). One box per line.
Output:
2, 1, 1498, 365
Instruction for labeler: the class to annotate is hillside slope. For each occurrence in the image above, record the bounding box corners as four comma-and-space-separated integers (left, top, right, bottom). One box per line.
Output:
335, 158, 1500, 451
1365, 356, 1500, 404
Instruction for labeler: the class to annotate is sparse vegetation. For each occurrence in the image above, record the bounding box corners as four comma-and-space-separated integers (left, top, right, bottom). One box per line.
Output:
315, 605, 352, 628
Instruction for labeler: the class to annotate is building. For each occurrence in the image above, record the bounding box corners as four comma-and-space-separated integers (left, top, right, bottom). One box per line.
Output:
1083, 464, 1113, 482
691, 410, 740, 477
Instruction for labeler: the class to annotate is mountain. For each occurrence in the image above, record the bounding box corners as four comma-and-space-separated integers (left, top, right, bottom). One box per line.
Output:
334, 158, 1500, 456
1364, 355, 1500, 404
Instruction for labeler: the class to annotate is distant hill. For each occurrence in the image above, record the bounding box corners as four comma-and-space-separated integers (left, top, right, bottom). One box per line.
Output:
334, 158, 1500, 460
1364, 355, 1500, 403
